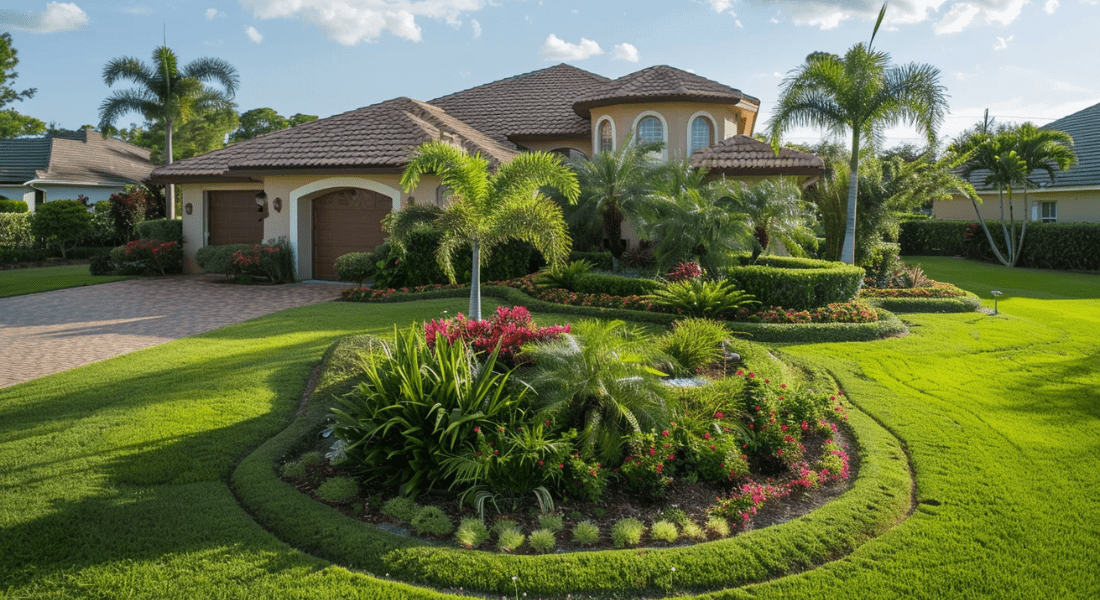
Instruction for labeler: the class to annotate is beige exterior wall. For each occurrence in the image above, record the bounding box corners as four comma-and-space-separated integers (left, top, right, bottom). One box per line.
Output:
590, 101, 757, 162
935, 188, 1100, 224
511, 137, 593, 158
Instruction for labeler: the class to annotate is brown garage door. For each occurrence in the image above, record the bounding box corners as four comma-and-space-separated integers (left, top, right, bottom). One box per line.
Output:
312, 188, 391, 280
208, 191, 264, 246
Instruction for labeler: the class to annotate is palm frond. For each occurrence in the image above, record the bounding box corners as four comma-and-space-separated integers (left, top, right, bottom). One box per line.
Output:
181, 56, 240, 97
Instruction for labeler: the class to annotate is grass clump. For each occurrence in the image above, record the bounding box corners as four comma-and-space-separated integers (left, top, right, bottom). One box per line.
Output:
650, 520, 679, 543
281, 461, 306, 478
299, 451, 325, 466
681, 520, 707, 540
658, 507, 689, 525
496, 527, 525, 553
454, 518, 490, 549
381, 496, 419, 522
528, 529, 557, 554
315, 476, 358, 502
611, 518, 646, 548
572, 520, 600, 546
538, 513, 564, 532
659, 318, 729, 374
410, 506, 453, 536
706, 515, 730, 538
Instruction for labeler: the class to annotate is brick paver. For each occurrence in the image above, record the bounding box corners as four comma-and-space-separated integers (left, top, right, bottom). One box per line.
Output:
0, 276, 341, 389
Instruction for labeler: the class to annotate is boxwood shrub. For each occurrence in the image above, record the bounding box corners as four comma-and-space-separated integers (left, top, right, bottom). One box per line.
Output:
0, 198, 29, 213
136, 218, 183, 243
195, 244, 251, 275
901, 219, 1100, 271
726, 263, 864, 310
572, 273, 660, 296
898, 220, 970, 256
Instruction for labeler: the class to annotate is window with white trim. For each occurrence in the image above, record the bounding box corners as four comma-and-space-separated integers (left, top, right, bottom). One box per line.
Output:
637, 116, 664, 146
598, 120, 613, 153
689, 116, 714, 154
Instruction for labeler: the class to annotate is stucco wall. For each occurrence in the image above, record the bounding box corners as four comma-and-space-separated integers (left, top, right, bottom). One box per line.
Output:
935, 189, 1100, 223
0, 186, 34, 208
590, 101, 757, 162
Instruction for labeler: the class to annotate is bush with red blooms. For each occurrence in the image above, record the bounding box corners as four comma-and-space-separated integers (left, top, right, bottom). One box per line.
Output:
666, 261, 703, 283
424, 305, 570, 365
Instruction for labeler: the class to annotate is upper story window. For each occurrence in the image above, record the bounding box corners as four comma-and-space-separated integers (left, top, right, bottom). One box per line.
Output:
598, 119, 614, 153
637, 116, 664, 145
690, 116, 714, 154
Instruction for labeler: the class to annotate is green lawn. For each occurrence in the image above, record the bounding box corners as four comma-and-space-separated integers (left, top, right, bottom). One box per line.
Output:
0, 264, 132, 298
2, 262, 1099, 599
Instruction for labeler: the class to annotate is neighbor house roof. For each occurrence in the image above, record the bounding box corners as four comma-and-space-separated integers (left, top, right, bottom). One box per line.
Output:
429, 63, 610, 141
690, 135, 826, 177
572, 65, 760, 117
0, 129, 152, 186
1040, 101, 1100, 189
151, 97, 519, 182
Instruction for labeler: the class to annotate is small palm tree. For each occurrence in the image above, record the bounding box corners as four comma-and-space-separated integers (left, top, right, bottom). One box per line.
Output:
98, 46, 239, 219
767, 5, 947, 265
400, 141, 580, 320
734, 178, 817, 260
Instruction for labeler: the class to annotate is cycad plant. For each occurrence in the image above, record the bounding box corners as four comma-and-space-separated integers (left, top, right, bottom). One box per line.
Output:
523, 320, 669, 464
648, 279, 756, 319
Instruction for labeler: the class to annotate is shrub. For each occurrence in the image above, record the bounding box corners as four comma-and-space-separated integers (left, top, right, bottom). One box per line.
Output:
492, 519, 519, 535
692, 431, 750, 482
195, 244, 251, 275
572, 521, 599, 546
649, 278, 756, 318
569, 250, 613, 270
573, 273, 661, 296
610, 518, 645, 548
621, 432, 672, 498
860, 242, 903, 287
709, 483, 768, 527
658, 318, 728, 374
705, 516, 730, 537
315, 477, 358, 502
726, 262, 864, 310
107, 187, 156, 242
281, 461, 306, 478
741, 301, 879, 325
650, 520, 678, 543
496, 527, 525, 553
621, 244, 656, 269
411, 506, 454, 536
528, 528, 556, 553
681, 520, 707, 540
29, 200, 93, 259
537, 259, 593, 291
454, 518, 490, 548
334, 252, 376, 285
565, 454, 611, 503
898, 219, 968, 256
300, 451, 325, 466
381, 497, 419, 522
231, 237, 295, 283
110, 239, 182, 276
0, 213, 33, 249
424, 305, 570, 366
0, 199, 28, 213
537, 514, 564, 533
136, 219, 183, 243
88, 251, 115, 276
0, 247, 50, 264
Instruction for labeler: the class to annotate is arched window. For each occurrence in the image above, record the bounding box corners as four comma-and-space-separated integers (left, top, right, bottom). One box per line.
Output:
637, 116, 664, 145
598, 119, 613, 153
689, 116, 714, 154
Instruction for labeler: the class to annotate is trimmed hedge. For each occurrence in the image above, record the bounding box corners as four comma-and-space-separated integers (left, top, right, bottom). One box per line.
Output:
334, 252, 376, 285
232, 336, 912, 598
902, 219, 1100, 271
136, 219, 183, 243
0, 199, 29, 213
726, 263, 865, 311
572, 272, 660, 296
195, 244, 251, 275
898, 220, 969, 256
733, 254, 837, 270
863, 296, 982, 313
0, 213, 33, 249
569, 251, 614, 271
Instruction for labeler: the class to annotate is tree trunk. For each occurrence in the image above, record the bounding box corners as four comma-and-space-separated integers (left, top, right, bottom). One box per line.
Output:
840, 128, 860, 265
165, 116, 175, 220
1007, 186, 1017, 265
967, 193, 1010, 266
602, 204, 626, 261
1016, 187, 1030, 267
469, 240, 482, 321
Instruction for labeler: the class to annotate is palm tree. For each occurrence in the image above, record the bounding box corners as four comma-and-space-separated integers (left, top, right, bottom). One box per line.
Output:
734, 178, 818, 260
767, 5, 947, 265
98, 46, 239, 219
400, 141, 580, 320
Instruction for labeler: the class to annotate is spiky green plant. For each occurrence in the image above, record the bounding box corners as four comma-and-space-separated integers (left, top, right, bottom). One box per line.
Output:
410, 506, 453, 536
497, 527, 525, 553
454, 518, 490, 549
648, 279, 756, 319
658, 318, 729, 375
705, 515, 730, 537
650, 520, 679, 543
528, 529, 557, 554
611, 518, 645, 548
315, 477, 358, 502
572, 520, 600, 545
537, 259, 594, 291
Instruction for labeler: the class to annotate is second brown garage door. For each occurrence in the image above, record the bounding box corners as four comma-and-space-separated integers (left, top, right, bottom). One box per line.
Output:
312, 188, 391, 280
208, 190, 264, 246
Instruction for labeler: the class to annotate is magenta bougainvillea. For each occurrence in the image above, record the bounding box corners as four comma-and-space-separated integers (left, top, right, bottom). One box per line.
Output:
424, 305, 570, 365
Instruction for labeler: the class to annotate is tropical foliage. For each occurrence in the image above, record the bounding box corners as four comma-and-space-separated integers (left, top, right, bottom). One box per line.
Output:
0, 32, 45, 138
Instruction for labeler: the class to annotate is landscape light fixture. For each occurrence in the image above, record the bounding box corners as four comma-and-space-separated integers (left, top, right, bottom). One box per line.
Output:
991, 290, 1003, 315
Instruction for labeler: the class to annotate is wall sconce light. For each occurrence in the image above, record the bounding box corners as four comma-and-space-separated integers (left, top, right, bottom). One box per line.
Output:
991, 290, 1003, 315
184, 203, 193, 215
255, 191, 269, 220
272, 197, 282, 213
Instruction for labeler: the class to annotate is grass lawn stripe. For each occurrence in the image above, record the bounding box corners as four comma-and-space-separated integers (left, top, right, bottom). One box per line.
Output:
0, 264, 132, 298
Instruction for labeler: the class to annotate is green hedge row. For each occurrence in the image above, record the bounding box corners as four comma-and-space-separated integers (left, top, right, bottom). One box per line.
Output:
195, 244, 252, 275
863, 296, 982, 313
136, 219, 183, 243
572, 272, 660, 296
0, 199, 29, 213
898, 220, 969, 256
733, 253, 837, 270
901, 219, 1100, 271
727, 263, 865, 311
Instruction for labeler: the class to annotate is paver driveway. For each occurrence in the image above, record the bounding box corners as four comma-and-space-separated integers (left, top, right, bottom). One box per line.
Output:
0, 276, 341, 388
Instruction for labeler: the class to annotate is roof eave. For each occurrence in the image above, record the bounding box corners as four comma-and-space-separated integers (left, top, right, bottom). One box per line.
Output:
572, 94, 746, 118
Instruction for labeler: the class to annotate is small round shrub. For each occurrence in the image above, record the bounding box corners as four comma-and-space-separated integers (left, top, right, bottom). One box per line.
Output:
299, 451, 325, 466
572, 520, 600, 546
497, 527, 525, 553
454, 518, 490, 549
650, 520, 678, 543
382, 497, 419, 522
88, 252, 115, 276
705, 516, 730, 538
657, 507, 689, 525
411, 506, 453, 536
681, 520, 707, 540
315, 476, 358, 502
334, 251, 376, 284
492, 519, 519, 534
281, 461, 306, 478
537, 513, 564, 532
528, 529, 556, 554
611, 518, 645, 548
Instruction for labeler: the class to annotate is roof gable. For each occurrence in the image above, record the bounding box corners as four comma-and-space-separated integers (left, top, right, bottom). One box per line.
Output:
572, 65, 759, 117
0, 130, 152, 186
690, 135, 825, 176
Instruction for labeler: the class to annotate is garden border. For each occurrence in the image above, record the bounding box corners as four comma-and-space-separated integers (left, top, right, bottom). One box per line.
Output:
862, 295, 982, 313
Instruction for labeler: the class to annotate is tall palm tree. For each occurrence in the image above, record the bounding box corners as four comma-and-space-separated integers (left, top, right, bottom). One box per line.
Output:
400, 141, 580, 320
98, 47, 239, 219
767, 5, 947, 265
734, 178, 818, 260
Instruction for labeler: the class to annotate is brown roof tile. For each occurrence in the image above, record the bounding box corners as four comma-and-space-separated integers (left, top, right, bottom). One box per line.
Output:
152, 97, 519, 181
429, 64, 610, 140
691, 135, 825, 176
572, 65, 759, 117
0, 129, 153, 185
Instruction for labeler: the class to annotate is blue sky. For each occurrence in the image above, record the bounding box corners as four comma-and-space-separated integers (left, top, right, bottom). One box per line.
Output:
2, 0, 1099, 149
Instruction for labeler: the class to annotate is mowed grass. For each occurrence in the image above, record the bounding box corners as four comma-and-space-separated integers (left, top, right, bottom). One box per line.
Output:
2, 262, 1099, 599
0, 264, 132, 298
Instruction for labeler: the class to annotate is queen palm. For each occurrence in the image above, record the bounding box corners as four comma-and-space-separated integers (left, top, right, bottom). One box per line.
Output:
400, 141, 580, 320
98, 46, 239, 219
767, 6, 947, 265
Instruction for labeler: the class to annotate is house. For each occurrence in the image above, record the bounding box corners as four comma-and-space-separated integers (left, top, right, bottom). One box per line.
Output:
151, 64, 825, 279
0, 129, 156, 210
934, 101, 1100, 224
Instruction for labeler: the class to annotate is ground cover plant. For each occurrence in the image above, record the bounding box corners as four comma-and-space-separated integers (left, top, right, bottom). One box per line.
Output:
0, 263, 132, 298
2, 260, 1099, 598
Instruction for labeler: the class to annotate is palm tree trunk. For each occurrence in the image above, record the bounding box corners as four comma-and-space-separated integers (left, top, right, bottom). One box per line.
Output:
165, 116, 175, 220
1016, 187, 1030, 267
602, 204, 625, 262
997, 187, 1011, 264
469, 240, 482, 320
968, 193, 1010, 266
1006, 187, 1017, 265
840, 128, 860, 265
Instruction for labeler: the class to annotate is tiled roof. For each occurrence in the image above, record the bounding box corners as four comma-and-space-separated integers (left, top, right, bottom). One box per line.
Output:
430, 63, 610, 139
690, 135, 825, 176
0, 137, 52, 183
152, 97, 519, 181
0, 130, 152, 186
572, 65, 759, 117
1041, 101, 1100, 188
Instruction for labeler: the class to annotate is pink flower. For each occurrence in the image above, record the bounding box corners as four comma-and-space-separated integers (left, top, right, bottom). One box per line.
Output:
714, 412, 724, 419
668, 454, 675, 460
801, 421, 809, 431
703, 433, 711, 440
781, 424, 788, 432
661, 430, 670, 437
709, 445, 716, 451
649, 447, 656, 456
473, 427, 480, 433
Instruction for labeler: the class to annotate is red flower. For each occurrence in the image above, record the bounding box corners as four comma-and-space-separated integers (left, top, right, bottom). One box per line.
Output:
544, 420, 551, 427
709, 445, 716, 451
473, 427, 480, 433
661, 430, 670, 437
703, 433, 711, 440
714, 412, 724, 419
559, 464, 564, 469
476, 452, 482, 456
538, 460, 544, 466
656, 464, 664, 473
781, 424, 788, 432
668, 454, 675, 460
649, 447, 656, 456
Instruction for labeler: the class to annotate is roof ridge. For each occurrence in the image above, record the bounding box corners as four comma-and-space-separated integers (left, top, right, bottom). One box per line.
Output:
429, 63, 608, 103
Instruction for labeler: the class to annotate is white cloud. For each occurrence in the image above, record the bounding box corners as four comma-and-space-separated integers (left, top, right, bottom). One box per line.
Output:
752, 1, 1029, 33
245, 25, 264, 43
121, 5, 152, 14
993, 34, 1013, 50
0, 2, 89, 33
933, 2, 980, 33
1044, 0, 1059, 12
239, 0, 485, 45
736, 19, 744, 27
540, 34, 602, 61
708, 0, 735, 13
205, 8, 225, 20
471, 18, 481, 38
955, 71, 972, 80
612, 42, 639, 62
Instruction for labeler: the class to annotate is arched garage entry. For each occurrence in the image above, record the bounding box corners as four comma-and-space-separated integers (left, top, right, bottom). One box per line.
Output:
289, 177, 401, 280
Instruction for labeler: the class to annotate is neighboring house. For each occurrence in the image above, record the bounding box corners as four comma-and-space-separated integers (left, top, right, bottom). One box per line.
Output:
0, 129, 156, 210
151, 64, 826, 279
934, 101, 1100, 224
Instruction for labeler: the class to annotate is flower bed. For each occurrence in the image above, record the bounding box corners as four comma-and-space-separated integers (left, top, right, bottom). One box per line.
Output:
860, 281, 969, 299
860, 281, 982, 313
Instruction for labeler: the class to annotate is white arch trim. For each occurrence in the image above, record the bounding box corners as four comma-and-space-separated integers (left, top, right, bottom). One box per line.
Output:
630, 110, 669, 161
288, 176, 402, 280
687, 110, 718, 155
593, 115, 617, 154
